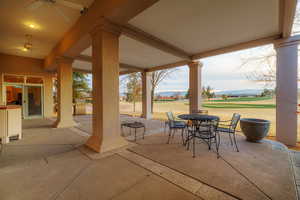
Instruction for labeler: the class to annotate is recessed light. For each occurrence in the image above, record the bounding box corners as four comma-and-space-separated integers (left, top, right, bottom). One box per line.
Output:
24, 22, 40, 30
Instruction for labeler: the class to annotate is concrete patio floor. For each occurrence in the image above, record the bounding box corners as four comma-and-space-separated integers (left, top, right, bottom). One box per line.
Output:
75, 114, 165, 138
0, 117, 299, 200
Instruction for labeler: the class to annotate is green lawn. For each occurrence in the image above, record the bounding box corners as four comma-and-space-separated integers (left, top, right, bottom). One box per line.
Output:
202, 103, 275, 109
209, 96, 272, 102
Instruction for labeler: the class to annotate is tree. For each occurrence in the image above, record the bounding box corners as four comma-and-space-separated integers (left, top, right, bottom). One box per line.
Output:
72, 72, 91, 114
240, 46, 277, 87
202, 86, 215, 100
240, 6, 300, 86
221, 94, 228, 100
126, 73, 142, 112
260, 89, 274, 97
122, 68, 178, 113
150, 69, 178, 113
185, 89, 190, 99
73, 72, 90, 101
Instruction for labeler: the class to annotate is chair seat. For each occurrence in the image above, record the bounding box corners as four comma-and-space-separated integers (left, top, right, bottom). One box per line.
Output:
217, 127, 234, 133
170, 121, 186, 128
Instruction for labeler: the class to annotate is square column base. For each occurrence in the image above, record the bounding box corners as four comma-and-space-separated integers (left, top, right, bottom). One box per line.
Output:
85, 135, 129, 153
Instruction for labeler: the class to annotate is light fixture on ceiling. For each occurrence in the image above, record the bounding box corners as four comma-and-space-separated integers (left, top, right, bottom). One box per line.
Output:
24, 21, 40, 30
26, 0, 88, 22
21, 47, 29, 52
23, 34, 33, 52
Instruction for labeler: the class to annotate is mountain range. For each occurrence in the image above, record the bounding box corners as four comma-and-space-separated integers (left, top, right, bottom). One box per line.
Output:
155, 89, 266, 97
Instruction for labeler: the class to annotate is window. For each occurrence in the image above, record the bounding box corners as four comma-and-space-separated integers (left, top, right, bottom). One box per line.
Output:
4, 75, 24, 83
26, 77, 43, 84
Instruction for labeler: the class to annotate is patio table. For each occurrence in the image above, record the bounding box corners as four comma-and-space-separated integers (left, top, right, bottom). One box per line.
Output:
178, 114, 219, 122
178, 114, 220, 157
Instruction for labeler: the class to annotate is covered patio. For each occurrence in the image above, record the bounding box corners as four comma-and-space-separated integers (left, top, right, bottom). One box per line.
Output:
0, 118, 298, 200
47, 0, 300, 150
0, 0, 300, 199
0, 0, 299, 149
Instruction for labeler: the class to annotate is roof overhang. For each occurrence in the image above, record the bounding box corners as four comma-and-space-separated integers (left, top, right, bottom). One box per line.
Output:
45, 0, 298, 73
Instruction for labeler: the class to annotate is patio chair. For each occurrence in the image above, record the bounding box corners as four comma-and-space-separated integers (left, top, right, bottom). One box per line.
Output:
191, 109, 208, 114
164, 112, 185, 133
186, 119, 220, 158
165, 112, 187, 144
217, 113, 241, 152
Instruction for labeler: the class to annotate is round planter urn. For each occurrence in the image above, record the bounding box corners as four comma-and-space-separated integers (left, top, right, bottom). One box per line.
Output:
240, 118, 270, 142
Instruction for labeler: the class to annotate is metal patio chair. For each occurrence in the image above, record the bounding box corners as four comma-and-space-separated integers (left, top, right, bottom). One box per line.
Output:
165, 112, 187, 144
217, 113, 241, 152
191, 109, 208, 114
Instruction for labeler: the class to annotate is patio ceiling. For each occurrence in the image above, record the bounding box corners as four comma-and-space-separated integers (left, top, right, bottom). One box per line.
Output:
73, 0, 287, 74
128, 0, 280, 55
0, 0, 94, 59
0, 0, 296, 74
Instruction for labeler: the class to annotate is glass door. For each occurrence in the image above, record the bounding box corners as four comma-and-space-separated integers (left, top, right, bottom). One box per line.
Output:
24, 86, 43, 118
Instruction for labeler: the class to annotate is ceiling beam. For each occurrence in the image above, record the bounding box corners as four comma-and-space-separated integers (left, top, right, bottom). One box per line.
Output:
280, 0, 297, 38
146, 60, 190, 72
121, 24, 191, 60
44, 0, 159, 70
73, 68, 92, 74
119, 70, 140, 75
119, 63, 145, 72
76, 55, 92, 62
192, 35, 281, 60
145, 35, 283, 72
75, 54, 145, 72
75, 33, 285, 74
73, 67, 137, 76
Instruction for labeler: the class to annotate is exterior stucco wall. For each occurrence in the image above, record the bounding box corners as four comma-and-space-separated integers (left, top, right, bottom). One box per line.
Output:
0, 53, 55, 118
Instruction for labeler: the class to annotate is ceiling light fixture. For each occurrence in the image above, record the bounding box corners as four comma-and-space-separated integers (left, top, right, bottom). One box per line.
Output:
24, 22, 40, 30
22, 34, 33, 52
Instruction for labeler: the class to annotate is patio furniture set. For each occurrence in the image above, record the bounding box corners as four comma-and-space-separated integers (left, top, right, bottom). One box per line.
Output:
120, 111, 270, 158
165, 111, 241, 158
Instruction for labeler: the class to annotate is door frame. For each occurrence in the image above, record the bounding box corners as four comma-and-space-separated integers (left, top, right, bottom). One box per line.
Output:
2, 74, 46, 119
3, 83, 44, 119
23, 85, 44, 119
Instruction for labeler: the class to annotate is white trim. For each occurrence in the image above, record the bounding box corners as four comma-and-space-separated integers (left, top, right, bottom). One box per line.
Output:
2, 73, 45, 119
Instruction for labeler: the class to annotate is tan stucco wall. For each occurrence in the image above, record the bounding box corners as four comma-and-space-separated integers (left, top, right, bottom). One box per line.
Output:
0, 53, 54, 117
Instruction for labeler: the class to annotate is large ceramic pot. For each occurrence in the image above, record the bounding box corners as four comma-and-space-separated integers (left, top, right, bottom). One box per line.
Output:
240, 118, 270, 142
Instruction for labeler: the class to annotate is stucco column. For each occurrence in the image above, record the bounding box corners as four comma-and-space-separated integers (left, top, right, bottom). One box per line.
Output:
142, 71, 152, 119
188, 61, 203, 114
54, 57, 76, 128
44, 74, 54, 118
85, 20, 128, 153
275, 40, 299, 146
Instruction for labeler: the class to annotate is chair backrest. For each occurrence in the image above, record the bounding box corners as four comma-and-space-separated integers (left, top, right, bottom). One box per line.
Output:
192, 109, 208, 114
209, 119, 219, 132
230, 113, 241, 131
166, 112, 175, 122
